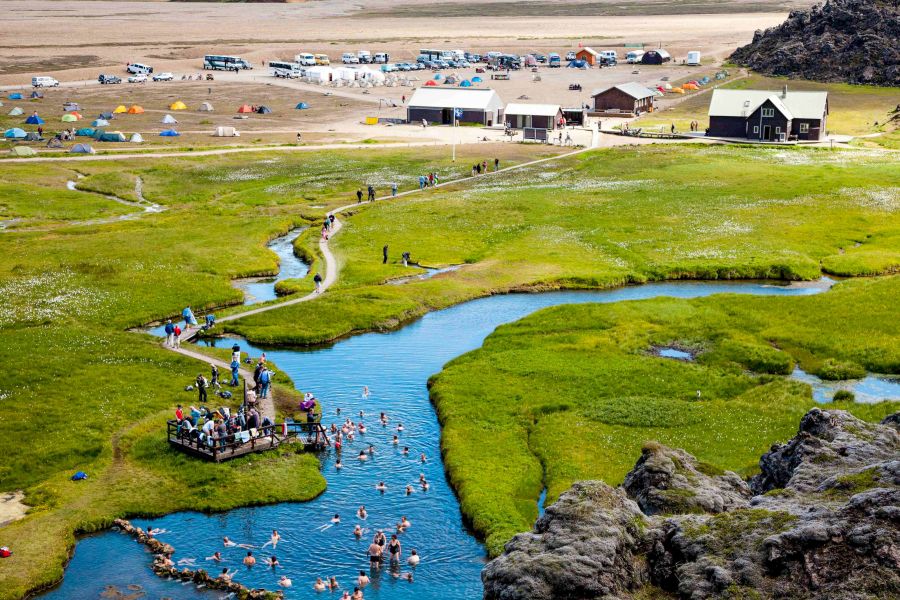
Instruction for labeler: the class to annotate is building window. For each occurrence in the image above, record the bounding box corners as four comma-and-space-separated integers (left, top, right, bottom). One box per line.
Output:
775, 127, 781, 134
753, 126, 759, 133
762, 108, 774, 118
799, 123, 809, 133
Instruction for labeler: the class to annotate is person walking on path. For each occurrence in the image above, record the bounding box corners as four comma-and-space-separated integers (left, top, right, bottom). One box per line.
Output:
356, 189, 363, 204
428, 172, 434, 187
494, 157, 499, 171
401, 251, 410, 267
258, 367, 271, 400
196, 373, 209, 404
367, 185, 375, 202
391, 182, 398, 197
230, 359, 240, 387
482, 160, 487, 174
433, 172, 439, 186
173, 324, 182, 348
164, 319, 175, 348
418, 175, 426, 189
314, 272, 323, 293
382, 244, 389, 264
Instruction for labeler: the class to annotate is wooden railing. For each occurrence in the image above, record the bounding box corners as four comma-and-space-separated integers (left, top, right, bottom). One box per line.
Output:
166, 418, 328, 461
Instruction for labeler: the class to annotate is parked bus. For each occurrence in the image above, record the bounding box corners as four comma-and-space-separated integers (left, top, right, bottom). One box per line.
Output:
269, 60, 303, 78
204, 55, 252, 70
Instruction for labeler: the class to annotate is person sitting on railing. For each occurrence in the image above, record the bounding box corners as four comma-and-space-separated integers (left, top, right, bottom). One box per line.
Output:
180, 419, 197, 440
247, 407, 260, 431
261, 416, 274, 429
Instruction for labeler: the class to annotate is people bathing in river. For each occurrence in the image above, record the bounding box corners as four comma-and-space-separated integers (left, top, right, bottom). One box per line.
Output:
207, 551, 223, 562
357, 570, 370, 586
262, 529, 280, 549
357, 505, 367, 520
407, 483, 416, 494
358, 450, 367, 461
392, 435, 399, 445
408, 549, 420, 566
243, 551, 256, 567
218, 568, 236, 582
329, 576, 340, 590
266, 555, 279, 568
354, 524, 363, 538
376, 482, 387, 492
388, 534, 402, 564
402, 447, 410, 456
398, 516, 411, 531
367, 540, 383, 569
314, 577, 327, 591
279, 575, 293, 588
331, 514, 341, 524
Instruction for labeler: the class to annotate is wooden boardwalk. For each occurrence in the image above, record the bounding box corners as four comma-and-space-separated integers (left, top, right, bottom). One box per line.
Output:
168, 419, 329, 462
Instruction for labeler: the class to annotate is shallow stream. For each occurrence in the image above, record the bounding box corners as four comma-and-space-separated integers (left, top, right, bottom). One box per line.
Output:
234, 229, 309, 305
44, 280, 845, 600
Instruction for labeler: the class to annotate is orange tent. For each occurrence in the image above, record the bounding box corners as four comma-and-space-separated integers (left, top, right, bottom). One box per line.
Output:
683, 83, 699, 90
424, 80, 438, 87
127, 105, 144, 114
70, 111, 83, 119
237, 104, 254, 113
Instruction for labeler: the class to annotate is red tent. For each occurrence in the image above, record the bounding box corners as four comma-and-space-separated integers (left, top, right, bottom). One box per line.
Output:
424, 80, 438, 87
237, 104, 254, 113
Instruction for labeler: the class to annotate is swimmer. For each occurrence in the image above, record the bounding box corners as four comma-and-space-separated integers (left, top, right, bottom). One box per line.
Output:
358, 450, 367, 461
314, 577, 327, 592
380, 412, 388, 425
388, 534, 402, 564
331, 513, 341, 524
353, 524, 363, 538
337, 407, 342, 415
262, 529, 281, 549
336, 459, 343, 469
367, 445, 376, 455
207, 551, 223, 562
359, 410, 365, 418
408, 549, 420, 566
367, 541, 383, 570
419, 473, 427, 483
330, 423, 338, 434
357, 570, 370, 586
243, 551, 256, 567
148, 527, 167, 536
392, 435, 399, 445
219, 568, 236, 582
352, 586, 364, 599
376, 481, 387, 492
223, 536, 237, 547
398, 516, 411, 531
362, 386, 369, 399
279, 575, 293, 588
420, 453, 427, 463
266, 555, 279, 568
402, 446, 410, 455
357, 505, 368, 520
341, 592, 351, 600
177, 558, 197, 567
329, 576, 340, 590
347, 431, 355, 442
397, 423, 404, 432
358, 423, 367, 434
405, 485, 414, 496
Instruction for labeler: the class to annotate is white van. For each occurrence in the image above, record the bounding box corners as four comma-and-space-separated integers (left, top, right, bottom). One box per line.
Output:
373, 52, 389, 64
295, 53, 316, 66
32, 76, 59, 87
127, 63, 154, 75
357, 50, 372, 63
342, 52, 359, 64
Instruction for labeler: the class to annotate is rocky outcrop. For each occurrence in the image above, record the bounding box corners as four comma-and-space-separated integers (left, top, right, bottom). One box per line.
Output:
623, 442, 752, 515
730, 0, 900, 86
482, 408, 900, 600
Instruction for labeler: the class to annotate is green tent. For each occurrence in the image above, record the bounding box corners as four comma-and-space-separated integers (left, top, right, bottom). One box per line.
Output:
10, 146, 37, 157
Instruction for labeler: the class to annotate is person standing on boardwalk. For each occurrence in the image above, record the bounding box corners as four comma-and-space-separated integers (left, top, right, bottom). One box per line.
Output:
173, 324, 181, 348
356, 189, 363, 203
196, 373, 209, 404
383, 244, 389, 264
314, 272, 323, 293
164, 319, 175, 347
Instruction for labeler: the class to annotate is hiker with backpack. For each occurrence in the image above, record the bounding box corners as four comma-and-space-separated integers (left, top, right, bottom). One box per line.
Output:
164, 319, 175, 347
258, 367, 271, 400
173, 324, 182, 348
314, 272, 323, 293
196, 373, 209, 404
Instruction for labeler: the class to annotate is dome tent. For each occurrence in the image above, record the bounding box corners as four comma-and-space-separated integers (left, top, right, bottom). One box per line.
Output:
113, 105, 128, 114
71, 143, 96, 154
161, 114, 178, 124
61, 114, 78, 122
8, 107, 24, 116
295, 102, 309, 109
8, 93, 23, 100
424, 80, 438, 87
76, 128, 95, 136
127, 105, 144, 114
256, 106, 272, 114
198, 102, 213, 112
11, 146, 37, 157
471, 76, 483, 83
92, 119, 109, 127
96, 131, 127, 142
159, 129, 180, 137
25, 114, 44, 125
129, 133, 144, 143
169, 101, 187, 110
237, 104, 254, 113
98, 111, 113, 119
459, 80, 472, 87
4, 128, 27, 139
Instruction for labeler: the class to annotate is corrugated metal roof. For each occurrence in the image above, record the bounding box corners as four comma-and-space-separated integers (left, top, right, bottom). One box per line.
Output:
708, 89, 828, 119
578, 47, 600, 57
504, 103, 562, 117
591, 82, 656, 99
407, 87, 504, 110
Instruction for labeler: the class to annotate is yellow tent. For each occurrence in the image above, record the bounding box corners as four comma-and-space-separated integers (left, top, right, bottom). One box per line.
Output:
127, 105, 145, 114
671, 87, 685, 94
170, 101, 187, 111
113, 105, 128, 114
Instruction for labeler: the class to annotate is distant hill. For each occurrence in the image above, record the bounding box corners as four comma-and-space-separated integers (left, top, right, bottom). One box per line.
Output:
730, 0, 899, 86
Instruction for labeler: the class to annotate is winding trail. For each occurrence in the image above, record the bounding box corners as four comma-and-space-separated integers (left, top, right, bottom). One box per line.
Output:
164, 144, 594, 412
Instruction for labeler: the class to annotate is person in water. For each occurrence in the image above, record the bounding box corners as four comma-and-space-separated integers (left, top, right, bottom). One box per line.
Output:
408, 549, 420, 566
388, 534, 402, 564
367, 540, 383, 570
420, 452, 427, 463
376, 481, 387, 492
357, 505, 367, 519
367, 445, 376, 455
358, 450, 367, 461
279, 575, 292, 587
331, 514, 341, 524
243, 551, 256, 567
352, 586, 364, 599
392, 435, 399, 445
353, 524, 363, 538
329, 576, 340, 590
266, 555, 279, 567
362, 386, 369, 398
405, 485, 413, 496
314, 577, 327, 591
357, 570, 370, 586
263, 529, 281, 549
335, 459, 343, 469
219, 568, 236, 582
207, 551, 223, 562
398, 516, 411, 531
403, 446, 410, 455
397, 423, 404, 432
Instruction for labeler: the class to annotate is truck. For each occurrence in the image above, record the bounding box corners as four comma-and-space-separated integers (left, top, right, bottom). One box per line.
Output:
373, 52, 390, 64
357, 50, 372, 63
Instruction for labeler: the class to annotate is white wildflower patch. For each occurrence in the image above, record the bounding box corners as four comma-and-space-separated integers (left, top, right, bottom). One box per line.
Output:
838, 187, 900, 211
0, 272, 111, 325
696, 219, 754, 236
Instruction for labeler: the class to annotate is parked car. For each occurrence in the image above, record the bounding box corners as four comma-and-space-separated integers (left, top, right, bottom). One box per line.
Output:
565, 51, 577, 61
412, 62, 425, 71
127, 74, 148, 83
534, 54, 547, 63
152, 72, 174, 81
397, 63, 412, 71
98, 74, 121, 84
32, 76, 59, 87
437, 60, 450, 69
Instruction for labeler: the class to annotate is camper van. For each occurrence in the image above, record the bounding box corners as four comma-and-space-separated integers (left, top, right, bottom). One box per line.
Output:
32, 76, 60, 88
599, 50, 618, 65
687, 51, 701, 66
357, 50, 372, 63
342, 53, 359, 64
314, 54, 331, 66
548, 53, 561, 67
625, 51, 644, 64
270, 61, 302, 78
373, 52, 390, 64
295, 53, 316, 66
126, 63, 154, 75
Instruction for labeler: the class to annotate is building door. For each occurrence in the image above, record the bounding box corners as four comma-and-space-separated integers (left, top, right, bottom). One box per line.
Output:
762, 125, 771, 141
442, 108, 453, 125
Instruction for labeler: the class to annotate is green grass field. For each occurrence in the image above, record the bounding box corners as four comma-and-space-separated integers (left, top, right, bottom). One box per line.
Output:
637, 74, 900, 137
430, 276, 900, 556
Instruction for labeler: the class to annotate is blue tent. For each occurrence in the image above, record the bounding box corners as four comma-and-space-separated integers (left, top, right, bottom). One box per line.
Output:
92, 119, 109, 127
433, 73, 442, 80
567, 60, 587, 69
471, 76, 483, 83
4, 128, 27, 139
295, 102, 309, 109
25, 114, 44, 125
159, 129, 180, 137
75, 127, 95, 136
459, 80, 472, 87
8, 93, 23, 100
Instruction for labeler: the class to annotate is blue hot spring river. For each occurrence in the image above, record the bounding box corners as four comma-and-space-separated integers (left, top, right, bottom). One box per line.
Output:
42, 280, 834, 600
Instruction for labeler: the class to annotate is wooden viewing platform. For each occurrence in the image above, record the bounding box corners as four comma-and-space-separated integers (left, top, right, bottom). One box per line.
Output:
167, 419, 329, 462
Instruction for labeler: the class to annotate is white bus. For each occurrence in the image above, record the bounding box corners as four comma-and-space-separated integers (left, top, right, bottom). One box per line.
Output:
204, 55, 252, 71
269, 60, 303, 78
295, 53, 316, 66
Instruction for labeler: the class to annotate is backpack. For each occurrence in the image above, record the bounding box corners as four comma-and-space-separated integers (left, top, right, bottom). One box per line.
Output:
71, 471, 88, 481
0, 547, 11, 558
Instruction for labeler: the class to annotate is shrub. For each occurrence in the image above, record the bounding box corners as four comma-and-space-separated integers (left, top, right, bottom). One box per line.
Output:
833, 389, 856, 402
716, 340, 794, 375
815, 358, 866, 381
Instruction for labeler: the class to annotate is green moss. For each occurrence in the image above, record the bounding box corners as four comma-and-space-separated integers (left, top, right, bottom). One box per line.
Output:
833, 389, 856, 402
826, 467, 881, 497
815, 358, 867, 381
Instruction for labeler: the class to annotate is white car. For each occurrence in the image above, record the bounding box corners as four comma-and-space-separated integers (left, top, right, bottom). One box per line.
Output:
565, 51, 577, 61
127, 74, 148, 83
152, 72, 174, 81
